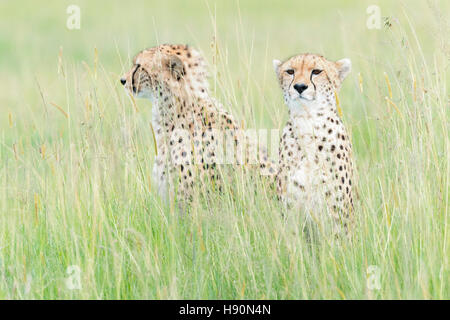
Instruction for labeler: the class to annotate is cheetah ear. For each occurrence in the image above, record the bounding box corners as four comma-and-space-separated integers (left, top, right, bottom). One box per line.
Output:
336, 58, 351, 81
165, 55, 186, 81
272, 59, 282, 74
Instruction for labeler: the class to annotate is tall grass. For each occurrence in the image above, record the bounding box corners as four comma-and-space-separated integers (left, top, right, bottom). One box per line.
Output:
0, 0, 448, 299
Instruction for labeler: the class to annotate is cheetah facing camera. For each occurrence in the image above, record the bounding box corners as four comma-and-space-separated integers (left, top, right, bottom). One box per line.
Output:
273, 53, 355, 234
121, 44, 276, 205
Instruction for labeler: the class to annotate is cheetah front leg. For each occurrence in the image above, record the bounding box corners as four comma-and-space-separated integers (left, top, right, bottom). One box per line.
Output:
152, 154, 170, 203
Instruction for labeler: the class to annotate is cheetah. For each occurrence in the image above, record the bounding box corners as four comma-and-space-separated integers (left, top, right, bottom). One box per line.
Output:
121, 44, 275, 205
273, 53, 354, 233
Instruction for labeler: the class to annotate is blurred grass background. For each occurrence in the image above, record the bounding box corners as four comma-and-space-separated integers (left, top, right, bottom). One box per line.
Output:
0, 0, 448, 299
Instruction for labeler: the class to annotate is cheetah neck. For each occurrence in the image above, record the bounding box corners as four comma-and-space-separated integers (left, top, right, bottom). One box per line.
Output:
288, 101, 343, 138
289, 101, 339, 120
149, 68, 212, 132
151, 90, 213, 138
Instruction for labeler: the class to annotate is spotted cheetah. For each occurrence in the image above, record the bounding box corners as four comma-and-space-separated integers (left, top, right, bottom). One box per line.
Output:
121, 44, 275, 205
273, 53, 354, 233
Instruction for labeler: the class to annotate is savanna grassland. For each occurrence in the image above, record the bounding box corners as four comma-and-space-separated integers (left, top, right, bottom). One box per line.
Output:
0, 0, 448, 299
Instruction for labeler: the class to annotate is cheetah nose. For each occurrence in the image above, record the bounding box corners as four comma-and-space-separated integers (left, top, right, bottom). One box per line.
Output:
120, 78, 126, 85
294, 83, 308, 95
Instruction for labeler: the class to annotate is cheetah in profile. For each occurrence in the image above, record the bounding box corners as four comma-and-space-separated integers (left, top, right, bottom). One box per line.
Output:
273, 53, 354, 233
121, 44, 275, 205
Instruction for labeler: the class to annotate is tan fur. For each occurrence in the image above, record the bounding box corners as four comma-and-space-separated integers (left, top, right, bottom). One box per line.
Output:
121, 44, 276, 205
273, 53, 354, 233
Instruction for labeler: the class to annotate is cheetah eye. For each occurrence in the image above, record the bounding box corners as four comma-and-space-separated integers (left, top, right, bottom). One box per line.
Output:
285, 69, 294, 75
311, 69, 323, 75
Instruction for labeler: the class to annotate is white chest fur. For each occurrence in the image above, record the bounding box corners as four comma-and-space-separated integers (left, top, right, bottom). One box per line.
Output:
279, 106, 350, 213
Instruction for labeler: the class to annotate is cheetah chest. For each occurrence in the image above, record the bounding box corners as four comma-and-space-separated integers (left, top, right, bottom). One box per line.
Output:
279, 113, 352, 212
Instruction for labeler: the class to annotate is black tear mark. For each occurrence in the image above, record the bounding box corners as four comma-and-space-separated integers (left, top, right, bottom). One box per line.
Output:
310, 71, 317, 92
131, 63, 141, 92
288, 74, 295, 93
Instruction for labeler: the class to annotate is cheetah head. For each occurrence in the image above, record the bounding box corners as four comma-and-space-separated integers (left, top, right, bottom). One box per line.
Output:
273, 54, 351, 110
120, 44, 209, 102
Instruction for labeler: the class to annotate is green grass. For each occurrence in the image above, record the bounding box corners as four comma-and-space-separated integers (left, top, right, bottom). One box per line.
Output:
0, 0, 448, 299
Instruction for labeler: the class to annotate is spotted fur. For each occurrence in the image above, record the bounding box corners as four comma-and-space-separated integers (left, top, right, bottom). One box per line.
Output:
121, 44, 275, 205
273, 53, 354, 233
